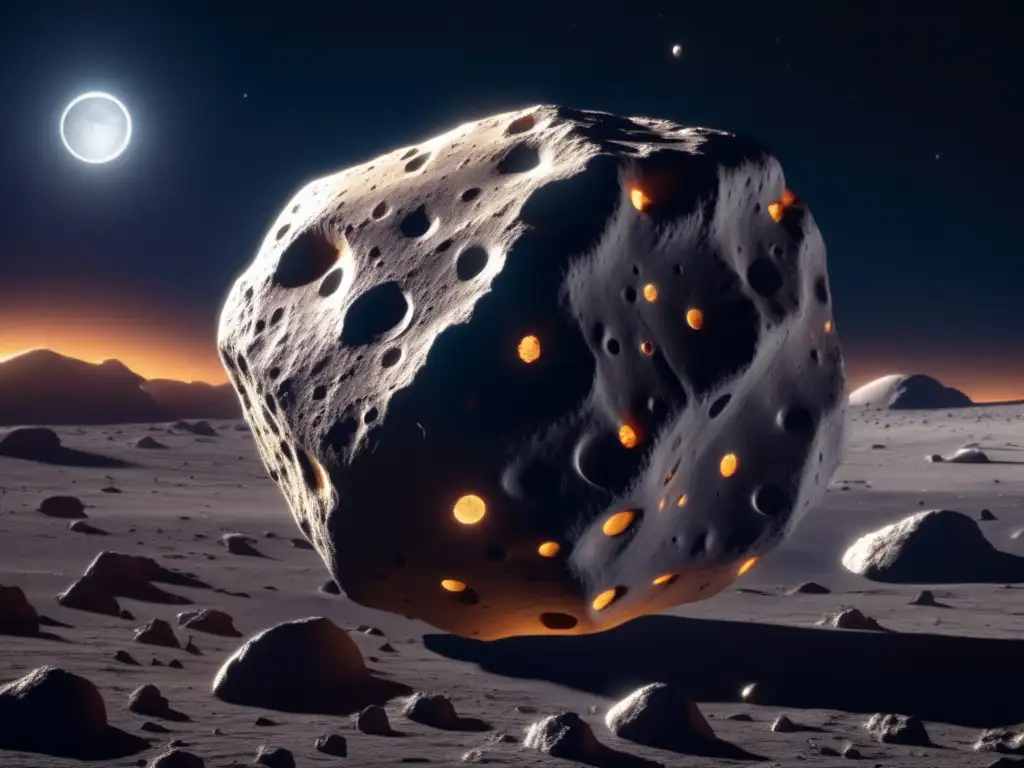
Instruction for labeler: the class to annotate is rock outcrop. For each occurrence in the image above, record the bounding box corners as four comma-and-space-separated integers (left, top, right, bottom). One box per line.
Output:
218, 105, 846, 640
842, 510, 1024, 584
849, 373, 972, 410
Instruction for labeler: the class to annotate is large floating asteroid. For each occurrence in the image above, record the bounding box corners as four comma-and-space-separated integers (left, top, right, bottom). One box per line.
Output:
218, 105, 846, 640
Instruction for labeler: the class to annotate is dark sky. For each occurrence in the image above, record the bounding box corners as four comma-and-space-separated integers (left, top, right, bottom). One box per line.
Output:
0, 1, 1020, 398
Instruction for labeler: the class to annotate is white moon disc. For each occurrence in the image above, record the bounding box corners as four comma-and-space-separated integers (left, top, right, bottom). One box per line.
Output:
59, 91, 132, 164
671, 44, 683, 58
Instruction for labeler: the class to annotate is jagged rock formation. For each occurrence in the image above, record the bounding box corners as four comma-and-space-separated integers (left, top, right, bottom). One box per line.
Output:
849, 373, 972, 410
218, 105, 846, 640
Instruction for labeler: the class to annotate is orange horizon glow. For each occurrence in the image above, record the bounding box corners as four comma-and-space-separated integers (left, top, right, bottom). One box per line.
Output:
1, 299, 1023, 401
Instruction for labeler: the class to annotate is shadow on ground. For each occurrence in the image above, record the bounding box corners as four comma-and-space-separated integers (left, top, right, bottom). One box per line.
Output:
425, 615, 1024, 727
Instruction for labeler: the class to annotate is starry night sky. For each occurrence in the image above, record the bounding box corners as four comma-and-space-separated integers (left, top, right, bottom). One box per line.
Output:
0, 0, 1020, 399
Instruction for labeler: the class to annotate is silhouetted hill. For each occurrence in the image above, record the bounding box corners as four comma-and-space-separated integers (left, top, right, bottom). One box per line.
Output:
0, 350, 240, 426
849, 373, 973, 410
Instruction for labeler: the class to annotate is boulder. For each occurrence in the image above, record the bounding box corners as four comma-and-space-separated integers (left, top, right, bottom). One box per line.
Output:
0, 584, 40, 636
842, 510, 1024, 583
39, 495, 87, 519
217, 105, 846, 640
134, 618, 180, 648
864, 713, 930, 746
524, 712, 605, 762
604, 683, 715, 750
212, 616, 408, 714
0, 666, 148, 759
176, 608, 241, 637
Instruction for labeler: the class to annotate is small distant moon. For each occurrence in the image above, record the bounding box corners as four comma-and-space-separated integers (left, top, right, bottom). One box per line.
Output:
59, 91, 132, 164
671, 44, 683, 58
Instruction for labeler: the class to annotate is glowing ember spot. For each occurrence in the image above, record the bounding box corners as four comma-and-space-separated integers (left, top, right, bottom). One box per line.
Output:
537, 541, 560, 558
720, 453, 739, 478
630, 187, 651, 212
592, 587, 621, 611
658, 497, 666, 511
618, 424, 638, 449
453, 494, 486, 525
737, 557, 759, 576
517, 334, 541, 363
676, 493, 688, 508
824, 320, 833, 334
653, 573, 678, 586
642, 283, 658, 302
441, 579, 467, 592
768, 188, 799, 222
686, 308, 704, 330
640, 340, 654, 356
602, 510, 635, 536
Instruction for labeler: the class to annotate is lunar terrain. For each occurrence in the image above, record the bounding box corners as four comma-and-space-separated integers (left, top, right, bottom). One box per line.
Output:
1, 402, 1023, 767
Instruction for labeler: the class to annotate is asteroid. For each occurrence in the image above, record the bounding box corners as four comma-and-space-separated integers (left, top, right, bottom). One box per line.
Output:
212, 616, 409, 714
842, 510, 1024, 583
218, 105, 846, 640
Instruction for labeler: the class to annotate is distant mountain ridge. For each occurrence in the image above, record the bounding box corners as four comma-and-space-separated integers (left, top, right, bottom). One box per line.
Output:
848, 373, 973, 410
0, 349, 240, 426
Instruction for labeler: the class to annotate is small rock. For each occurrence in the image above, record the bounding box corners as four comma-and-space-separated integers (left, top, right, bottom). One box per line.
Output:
319, 580, 341, 595
771, 714, 799, 732
289, 537, 314, 550
402, 692, 463, 729
39, 495, 87, 519
974, 725, 1024, 753
176, 608, 240, 638
909, 590, 938, 606
254, 716, 276, 727
865, 713, 930, 745
514, 704, 537, 714
817, 608, 887, 631
255, 745, 295, 768
358, 624, 384, 636
842, 743, 862, 759
604, 682, 714, 749
128, 684, 187, 721
141, 721, 171, 733
0, 584, 40, 636
222, 533, 264, 557
69, 520, 108, 535
315, 733, 347, 757
726, 713, 753, 721
356, 704, 393, 735
980, 509, 997, 521
134, 619, 180, 648
147, 748, 206, 768
114, 650, 139, 665
524, 712, 604, 762
120, 608, 135, 620
788, 581, 831, 595
168, 659, 184, 669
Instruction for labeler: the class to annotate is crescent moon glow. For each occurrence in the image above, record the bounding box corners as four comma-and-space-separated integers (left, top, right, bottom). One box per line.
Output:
59, 91, 133, 164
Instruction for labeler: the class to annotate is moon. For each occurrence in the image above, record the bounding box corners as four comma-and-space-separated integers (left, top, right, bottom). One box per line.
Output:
59, 91, 132, 164
671, 43, 683, 58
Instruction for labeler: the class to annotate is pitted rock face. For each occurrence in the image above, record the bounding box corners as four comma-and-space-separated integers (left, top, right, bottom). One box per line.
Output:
217, 105, 846, 640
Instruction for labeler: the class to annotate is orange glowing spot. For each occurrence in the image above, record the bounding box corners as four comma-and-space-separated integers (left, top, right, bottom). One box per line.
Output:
537, 541, 561, 558
517, 335, 541, 364
676, 493, 688, 508
686, 308, 704, 330
592, 587, 622, 611
602, 510, 635, 536
720, 453, 739, 478
768, 188, 799, 222
630, 187, 651, 212
640, 341, 654, 356
824, 320, 833, 334
453, 494, 486, 525
642, 283, 658, 302
658, 497, 666, 511
441, 579, 467, 592
618, 424, 638, 449
653, 573, 678, 586
737, 557, 759, 576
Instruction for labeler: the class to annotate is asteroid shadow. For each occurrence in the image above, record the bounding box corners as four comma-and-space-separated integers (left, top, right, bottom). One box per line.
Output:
216, 675, 413, 717
424, 614, 1024, 727
0, 726, 149, 761
0, 445, 133, 468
